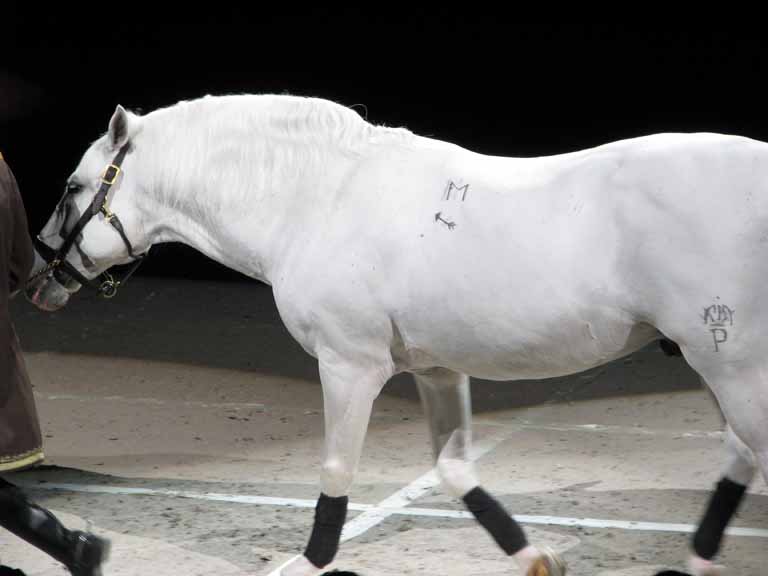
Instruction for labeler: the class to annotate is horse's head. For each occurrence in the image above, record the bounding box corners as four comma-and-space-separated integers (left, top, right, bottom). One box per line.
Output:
26, 105, 150, 311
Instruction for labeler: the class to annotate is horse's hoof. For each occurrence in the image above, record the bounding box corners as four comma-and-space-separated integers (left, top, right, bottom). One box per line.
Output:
526, 546, 566, 576
653, 571, 693, 576
688, 555, 725, 576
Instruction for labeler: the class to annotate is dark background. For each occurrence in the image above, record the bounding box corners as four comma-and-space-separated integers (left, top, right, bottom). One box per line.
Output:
3, 9, 768, 281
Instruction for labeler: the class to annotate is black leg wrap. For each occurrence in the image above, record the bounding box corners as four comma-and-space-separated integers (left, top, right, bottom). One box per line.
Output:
463, 486, 528, 556
304, 493, 349, 568
692, 477, 748, 560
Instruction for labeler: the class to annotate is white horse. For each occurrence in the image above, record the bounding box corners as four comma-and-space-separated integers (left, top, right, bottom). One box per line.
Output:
25, 94, 768, 576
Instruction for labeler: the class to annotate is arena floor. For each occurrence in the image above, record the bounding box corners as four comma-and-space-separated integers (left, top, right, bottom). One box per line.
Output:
2, 277, 767, 575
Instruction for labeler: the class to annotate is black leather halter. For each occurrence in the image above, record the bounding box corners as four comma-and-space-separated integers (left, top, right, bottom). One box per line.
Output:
29, 142, 147, 298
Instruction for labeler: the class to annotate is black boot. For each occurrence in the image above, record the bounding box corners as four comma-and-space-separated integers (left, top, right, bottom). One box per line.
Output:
0, 483, 110, 576
63, 530, 111, 576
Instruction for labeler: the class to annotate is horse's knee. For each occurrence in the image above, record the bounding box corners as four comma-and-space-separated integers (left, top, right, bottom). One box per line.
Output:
321, 458, 354, 497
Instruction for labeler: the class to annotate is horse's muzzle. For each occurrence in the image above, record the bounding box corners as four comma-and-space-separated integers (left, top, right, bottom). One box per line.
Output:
24, 250, 73, 312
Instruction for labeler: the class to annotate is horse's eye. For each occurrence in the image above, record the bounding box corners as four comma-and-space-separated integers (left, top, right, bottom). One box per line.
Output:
66, 183, 82, 195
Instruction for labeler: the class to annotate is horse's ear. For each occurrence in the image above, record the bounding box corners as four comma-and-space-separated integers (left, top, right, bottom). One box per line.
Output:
108, 104, 135, 149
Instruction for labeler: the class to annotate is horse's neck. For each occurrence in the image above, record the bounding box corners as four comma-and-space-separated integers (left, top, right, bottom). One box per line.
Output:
137, 139, 354, 284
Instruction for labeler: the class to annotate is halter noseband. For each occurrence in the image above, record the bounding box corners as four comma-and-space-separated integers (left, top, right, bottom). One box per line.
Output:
29, 142, 147, 298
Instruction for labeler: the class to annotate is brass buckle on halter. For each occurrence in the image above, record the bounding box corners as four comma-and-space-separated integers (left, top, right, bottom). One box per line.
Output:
101, 164, 121, 185
101, 205, 116, 223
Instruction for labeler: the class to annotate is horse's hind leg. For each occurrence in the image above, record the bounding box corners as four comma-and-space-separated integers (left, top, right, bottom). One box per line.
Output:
682, 367, 767, 576
414, 368, 565, 576
687, 424, 756, 575
415, 367, 472, 460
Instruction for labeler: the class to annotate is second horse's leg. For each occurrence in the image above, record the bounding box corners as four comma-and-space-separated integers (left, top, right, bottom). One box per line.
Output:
414, 367, 566, 576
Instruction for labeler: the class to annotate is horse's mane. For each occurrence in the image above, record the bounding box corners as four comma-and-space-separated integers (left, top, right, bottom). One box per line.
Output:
140, 93, 411, 152
109, 94, 413, 210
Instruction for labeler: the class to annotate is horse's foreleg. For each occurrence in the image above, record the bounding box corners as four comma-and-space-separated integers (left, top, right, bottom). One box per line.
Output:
414, 368, 565, 576
281, 358, 389, 576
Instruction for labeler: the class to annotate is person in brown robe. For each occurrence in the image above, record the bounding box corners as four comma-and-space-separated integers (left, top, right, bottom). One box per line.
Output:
0, 150, 43, 472
0, 152, 110, 576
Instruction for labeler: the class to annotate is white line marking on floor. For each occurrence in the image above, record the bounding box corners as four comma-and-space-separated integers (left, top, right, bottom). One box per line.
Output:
24, 482, 768, 538
24, 480, 768, 539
